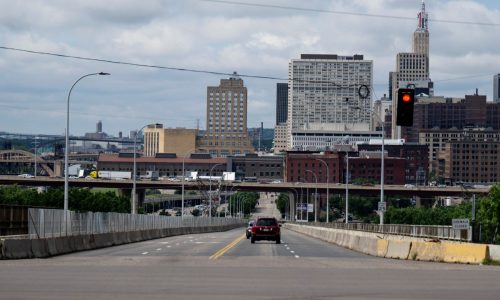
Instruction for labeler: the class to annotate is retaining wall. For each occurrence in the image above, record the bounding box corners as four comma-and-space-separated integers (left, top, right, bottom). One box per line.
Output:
0, 223, 242, 259
285, 223, 490, 265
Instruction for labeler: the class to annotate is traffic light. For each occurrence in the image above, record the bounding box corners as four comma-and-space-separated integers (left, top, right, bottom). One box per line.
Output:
396, 88, 415, 126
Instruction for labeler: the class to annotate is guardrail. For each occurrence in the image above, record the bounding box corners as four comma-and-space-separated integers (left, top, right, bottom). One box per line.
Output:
28, 208, 244, 239
296, 222, 471, 242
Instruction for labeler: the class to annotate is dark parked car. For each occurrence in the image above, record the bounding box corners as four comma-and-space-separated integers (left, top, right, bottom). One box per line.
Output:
246, 220, 255, 239
251, 217, 281, 244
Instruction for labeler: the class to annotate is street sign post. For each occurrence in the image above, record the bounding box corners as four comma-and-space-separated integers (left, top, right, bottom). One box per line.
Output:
378, 202, 387, 212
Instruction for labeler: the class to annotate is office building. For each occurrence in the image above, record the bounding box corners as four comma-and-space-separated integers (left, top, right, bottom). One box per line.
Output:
199, 73, 254, 157
276, 83, 288, 124
143, 124, 198, 157
287, 54, 374, 150
494, 74, 500, 102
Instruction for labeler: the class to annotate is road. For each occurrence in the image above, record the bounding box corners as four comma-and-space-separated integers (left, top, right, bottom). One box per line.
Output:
1, 195, 499, 299
1, 226, 500, 300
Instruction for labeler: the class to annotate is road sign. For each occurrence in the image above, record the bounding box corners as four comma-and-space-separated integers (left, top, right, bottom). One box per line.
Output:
296, 203, 307, 211
307, 204, 314, 213
452, 219, 470, 230
378, 202, 387, 212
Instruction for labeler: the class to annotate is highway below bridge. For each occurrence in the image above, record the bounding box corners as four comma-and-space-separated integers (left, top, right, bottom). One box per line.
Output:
0, 175, 491, 199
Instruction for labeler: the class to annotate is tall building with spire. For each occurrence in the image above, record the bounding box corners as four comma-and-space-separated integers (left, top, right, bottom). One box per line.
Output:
390, 1, 433, 139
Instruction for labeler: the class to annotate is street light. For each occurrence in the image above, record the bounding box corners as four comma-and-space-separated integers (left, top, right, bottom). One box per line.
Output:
181, 148, 197, 218
355, 106, 385, 225
209, 163, 224, 218
132, 124, 150, 214
345, 150, 350, 224
64, 72, 109, 228
305, 170, 318, 223
315, 158, 330, 223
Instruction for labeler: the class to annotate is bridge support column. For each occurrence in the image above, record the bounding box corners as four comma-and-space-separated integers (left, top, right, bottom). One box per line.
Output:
288, 191, 295, 222
119, 189, 146, 213
414, 195, 422, 208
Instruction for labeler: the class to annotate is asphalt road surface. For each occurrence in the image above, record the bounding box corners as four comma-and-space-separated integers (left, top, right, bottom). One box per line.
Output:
1, 227, 500, 300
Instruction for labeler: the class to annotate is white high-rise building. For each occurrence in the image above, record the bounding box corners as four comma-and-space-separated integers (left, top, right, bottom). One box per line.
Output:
286, 54, 374, 150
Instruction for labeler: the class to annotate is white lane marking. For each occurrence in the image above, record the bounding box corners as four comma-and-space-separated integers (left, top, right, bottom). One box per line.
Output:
295, 255, 300, 258
167, 246, 172, 248
286, 247, 290, 250
156, 248, 162, 251
290, 250, 295, 254
175, 243, 180, 246
160, 242, 169, 244
141, 252, 149, 255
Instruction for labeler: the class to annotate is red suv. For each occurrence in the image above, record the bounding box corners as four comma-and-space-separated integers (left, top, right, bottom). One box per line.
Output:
251, 217, 281, 244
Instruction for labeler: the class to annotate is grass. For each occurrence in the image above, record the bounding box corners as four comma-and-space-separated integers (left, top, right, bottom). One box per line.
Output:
482, 258, 500, 266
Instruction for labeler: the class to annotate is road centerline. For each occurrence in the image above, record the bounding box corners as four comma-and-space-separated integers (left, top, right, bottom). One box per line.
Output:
209, 234, 246, 260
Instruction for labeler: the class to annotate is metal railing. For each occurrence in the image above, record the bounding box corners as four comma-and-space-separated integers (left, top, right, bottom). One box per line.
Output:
295, 222, 471, 241
28, 208, 245, 239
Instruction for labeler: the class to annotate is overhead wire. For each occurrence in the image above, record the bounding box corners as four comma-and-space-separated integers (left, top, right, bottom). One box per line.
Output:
198, 0, 500, 27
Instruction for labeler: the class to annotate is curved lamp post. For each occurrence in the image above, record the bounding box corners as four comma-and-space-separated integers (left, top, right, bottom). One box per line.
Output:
181, 148, 197, 218
209, 163, 224, 218
132, 124, 150, 214
315, 158, 330, 223
354, 106, 385, 225
64, 72, 109, 228
306, 170, 318, 223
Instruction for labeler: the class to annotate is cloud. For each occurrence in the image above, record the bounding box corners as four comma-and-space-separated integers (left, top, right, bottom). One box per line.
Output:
0, 0, 499, 135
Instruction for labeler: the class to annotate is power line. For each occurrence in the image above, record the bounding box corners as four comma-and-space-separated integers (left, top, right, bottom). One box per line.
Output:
199, 0, 500, 27
0, 46, 494, 90
0, 46, 368, 88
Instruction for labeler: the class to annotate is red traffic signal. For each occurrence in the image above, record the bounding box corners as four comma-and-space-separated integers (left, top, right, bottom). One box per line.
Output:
396, 88, 415, 127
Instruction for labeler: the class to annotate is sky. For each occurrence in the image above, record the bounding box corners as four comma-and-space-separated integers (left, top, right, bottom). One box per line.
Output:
1, 0, 499, 136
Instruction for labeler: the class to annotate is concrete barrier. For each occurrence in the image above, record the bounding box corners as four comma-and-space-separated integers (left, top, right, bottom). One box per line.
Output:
1, 239, 33, 259
489, 245, 500, 261
31, 239, 49, 258
409, 241, 444, 262
377, 239, 389, 257
1, 223, 244, 259
385, 240, 411, 260
442, 243, 489, 264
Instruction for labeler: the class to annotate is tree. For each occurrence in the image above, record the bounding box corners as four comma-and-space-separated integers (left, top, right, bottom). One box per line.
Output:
477, 185, 500, 243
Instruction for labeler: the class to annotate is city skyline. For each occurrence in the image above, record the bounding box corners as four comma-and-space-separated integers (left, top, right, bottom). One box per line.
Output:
1, 0, 499, 136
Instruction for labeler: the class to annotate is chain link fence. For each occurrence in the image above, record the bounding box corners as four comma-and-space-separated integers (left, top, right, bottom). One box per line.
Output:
28, 208, 245, 239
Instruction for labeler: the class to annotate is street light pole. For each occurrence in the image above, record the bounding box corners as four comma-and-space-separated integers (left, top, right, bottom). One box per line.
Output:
132, 124, 149, 214
306, 170, 318, 223
345, 150, 349, 224
181, 148, 197, 218
64, 72, 109, 229
315, 158, 329, 223
355, 106, 385, 225
209, 163, 223, 219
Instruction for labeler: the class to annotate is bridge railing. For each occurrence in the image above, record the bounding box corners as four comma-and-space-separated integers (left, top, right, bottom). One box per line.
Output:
298, 222, 471, 242
28, 208, 244, 239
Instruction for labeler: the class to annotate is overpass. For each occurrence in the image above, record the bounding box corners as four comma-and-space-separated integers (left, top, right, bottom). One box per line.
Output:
0, 175, 490, 198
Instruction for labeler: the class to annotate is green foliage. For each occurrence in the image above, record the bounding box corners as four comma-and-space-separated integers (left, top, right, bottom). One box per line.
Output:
229, 191, 259, 217
0, 185, 130, 213
385, 202, 472, 225
477, 185, 500, 243
276, 193, 289, 214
